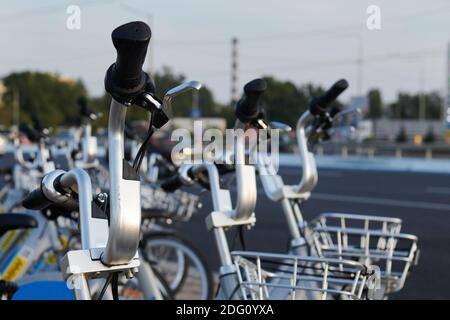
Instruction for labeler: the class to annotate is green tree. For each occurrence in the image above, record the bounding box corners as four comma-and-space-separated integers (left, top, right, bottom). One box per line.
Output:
368, 88, 383, 119
367, 88, 383, 137
0, 71, 87, 127
389, 91, 442, 120
259, 76, 305, 127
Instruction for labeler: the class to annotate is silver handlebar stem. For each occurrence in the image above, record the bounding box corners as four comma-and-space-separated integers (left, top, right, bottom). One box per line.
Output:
58, 168, 100, 249
294, 110, 318, 194
102, 99, 142, 265
232, 120, 257, 221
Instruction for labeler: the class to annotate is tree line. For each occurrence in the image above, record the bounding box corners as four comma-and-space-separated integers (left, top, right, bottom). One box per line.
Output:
0, 69, 443, 130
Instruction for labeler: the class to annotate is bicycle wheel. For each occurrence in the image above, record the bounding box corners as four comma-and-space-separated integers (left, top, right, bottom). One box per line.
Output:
118, 267, 174, 300
140, 232, 214, 300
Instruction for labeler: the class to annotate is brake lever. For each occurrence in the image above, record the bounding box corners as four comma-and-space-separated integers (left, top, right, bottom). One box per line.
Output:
133, 92, 168, 129
137, 80, 202, 129
252, 116, 292, 133
329, 125, 356, 138
333, 106, 362, 121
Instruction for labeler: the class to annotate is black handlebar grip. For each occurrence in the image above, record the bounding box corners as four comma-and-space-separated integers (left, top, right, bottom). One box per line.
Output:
22, 187, 52, 211
31, 115, 44, 133
77, 96, 90, 117
216, 163, 235, 175
310, 79, 348, 115
160, 174, 184, 192
235, 78, 267, 122
0, 167, 12, 175
19, 123, 40, 142
105, 21, 152, 103
112, 21, 151, 89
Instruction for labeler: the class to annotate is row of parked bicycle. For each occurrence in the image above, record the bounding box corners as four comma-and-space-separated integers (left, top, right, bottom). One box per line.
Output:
0, 21, 419, 300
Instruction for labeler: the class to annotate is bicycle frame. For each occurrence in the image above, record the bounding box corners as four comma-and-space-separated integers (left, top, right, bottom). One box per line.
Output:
0, 213, 65, 283
74, 120, 99, 169
0, 138, 62, 279
255, 108, 418, 295
256, 111, 317, 255
59, 98, 141, 299
174, 119, 257, 299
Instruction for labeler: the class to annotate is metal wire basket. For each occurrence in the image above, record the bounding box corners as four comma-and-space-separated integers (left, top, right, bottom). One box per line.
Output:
307, 212, 419, 294
230, 250, 374, 300
140, 183, 201, 222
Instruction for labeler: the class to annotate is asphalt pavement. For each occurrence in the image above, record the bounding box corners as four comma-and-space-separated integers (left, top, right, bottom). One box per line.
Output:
2, 150, 449, 299
177, 167, 450, 300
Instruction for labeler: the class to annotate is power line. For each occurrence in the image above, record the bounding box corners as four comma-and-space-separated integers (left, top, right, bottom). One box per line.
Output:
152, 3, 450, 47
187, 48, 444, 79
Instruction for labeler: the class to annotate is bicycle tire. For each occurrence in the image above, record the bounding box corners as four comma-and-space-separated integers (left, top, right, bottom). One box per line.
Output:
140, 232, 214, 300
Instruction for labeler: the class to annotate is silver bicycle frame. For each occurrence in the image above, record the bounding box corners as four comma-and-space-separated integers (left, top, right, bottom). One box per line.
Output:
76, 121, 99, 169
256, 111, 319, 254
60, 98, 142, 299
0, 212, 61, 282
102, 99, 141, 265
190, 120, 257, 299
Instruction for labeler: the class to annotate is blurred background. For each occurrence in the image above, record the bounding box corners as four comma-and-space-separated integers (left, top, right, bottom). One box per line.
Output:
0, 0, 449, 299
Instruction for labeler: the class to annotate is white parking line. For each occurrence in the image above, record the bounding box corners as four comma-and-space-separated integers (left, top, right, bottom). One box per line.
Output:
426, 186, 450, 195
228, 187, 450, 211
312, 193, 450, 212
279, 168, 343, 178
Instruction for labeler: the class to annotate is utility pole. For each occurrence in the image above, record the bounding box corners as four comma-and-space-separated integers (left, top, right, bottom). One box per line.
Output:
446, 43, 450, 144
231, 37, 239, 105
357, 34, 364, 95
419, 61, 426, 121
13, 90, 19, 135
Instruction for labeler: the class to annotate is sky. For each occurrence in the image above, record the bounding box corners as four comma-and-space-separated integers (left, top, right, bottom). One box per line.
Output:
1, 0, 450, 105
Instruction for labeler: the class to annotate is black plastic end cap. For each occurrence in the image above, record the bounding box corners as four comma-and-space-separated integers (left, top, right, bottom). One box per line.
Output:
235, 78, 267, 122
310, 79, 349, 115
105, 21, 152, 104
22, 186, 52, 211
77, 96, 87, 108
243, 78, 267, 94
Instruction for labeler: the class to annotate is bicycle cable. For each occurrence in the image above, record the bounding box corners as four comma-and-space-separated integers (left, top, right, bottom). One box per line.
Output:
111, 272, 119, 300
97, 274, 113, 300
132, 111, 155, 173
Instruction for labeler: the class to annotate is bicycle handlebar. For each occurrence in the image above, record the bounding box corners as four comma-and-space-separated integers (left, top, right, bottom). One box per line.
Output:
160, 159, 237, 193
235, 78, 267, 122
22, 170, 79, 211
22, 186, 52, 210
105, 21, 152, 103
18, 123, 41, 143
309, 79, 348, 115
77, 96, 100, 121
160, 173, 186, 192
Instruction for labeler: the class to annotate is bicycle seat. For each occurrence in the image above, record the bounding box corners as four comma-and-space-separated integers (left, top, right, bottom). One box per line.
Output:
0, 213, 38, 236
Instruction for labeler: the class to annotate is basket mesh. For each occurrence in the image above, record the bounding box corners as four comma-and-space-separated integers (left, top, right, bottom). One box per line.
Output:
308, 213, 418, 293
230, 251, 373, 300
